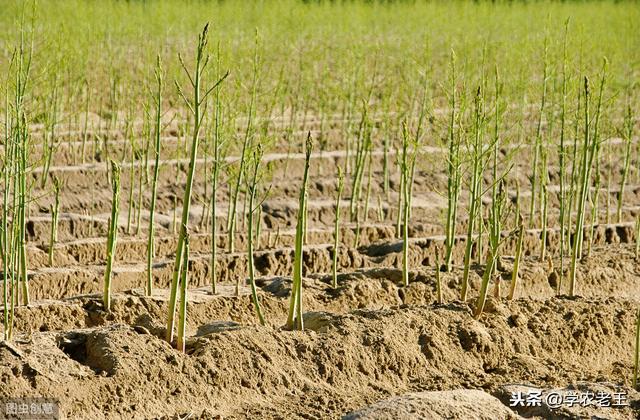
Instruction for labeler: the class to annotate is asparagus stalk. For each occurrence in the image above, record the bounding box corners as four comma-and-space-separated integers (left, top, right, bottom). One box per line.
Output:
286, 133, 313, 331
146, 55, 164, 297
103, 161, 121, 312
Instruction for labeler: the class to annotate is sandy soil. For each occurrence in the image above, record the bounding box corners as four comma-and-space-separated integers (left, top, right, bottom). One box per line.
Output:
2, 118, 640, 419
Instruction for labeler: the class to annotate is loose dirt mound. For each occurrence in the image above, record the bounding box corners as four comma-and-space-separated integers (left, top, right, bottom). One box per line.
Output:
1, 297, 638, 419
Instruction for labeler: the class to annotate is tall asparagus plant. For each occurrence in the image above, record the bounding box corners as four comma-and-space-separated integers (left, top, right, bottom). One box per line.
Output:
246, 146, 267, 325
568, 76, 592, 296
11, 20, 34, 308
460, 87, 486, 301
166, 24, 229, 344
475, 180, 507, 318
332, 167, 345, 288
444, 50, 462, 272
557, 19, 570, 292
287, 133, 313, 331
475, 67, 510, 317
568, 66, 606, 296
400, 122, 418, 287
103, 161, 120, 312
3, 12, 37, 325
349, 103, 372, 224
146, 55, 164, 297
16, 117, 29, 307
48, 177, 61, 266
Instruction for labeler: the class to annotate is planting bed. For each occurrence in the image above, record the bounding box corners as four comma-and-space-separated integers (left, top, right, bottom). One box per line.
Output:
2, 1, 640, 419
3, 114, 640, 418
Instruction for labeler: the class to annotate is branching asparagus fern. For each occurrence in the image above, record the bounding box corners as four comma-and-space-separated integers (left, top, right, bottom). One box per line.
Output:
166, 24, 229, 344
